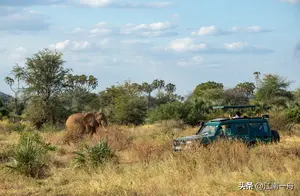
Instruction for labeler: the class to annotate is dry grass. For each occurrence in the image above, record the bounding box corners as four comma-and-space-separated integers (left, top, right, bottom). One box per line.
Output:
0, 120, 300, 195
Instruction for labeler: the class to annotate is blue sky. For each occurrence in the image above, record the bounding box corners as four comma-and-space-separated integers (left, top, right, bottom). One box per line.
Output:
0, 0, 299, 96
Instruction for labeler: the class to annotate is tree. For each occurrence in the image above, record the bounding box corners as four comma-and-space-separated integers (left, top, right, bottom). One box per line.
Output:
4, 66, 24, 116
223, 88, 249, 105
165, 83, 176, 94
99, 81, 147, 125
157, 80, 165, 93
7, 49, 71, 128
235, 82, 256, 98
141, 82, 155, 108
253, 71, 261, 89
63, 74, 98, 112
255, 74, 293, 107
193, 81, 224, 103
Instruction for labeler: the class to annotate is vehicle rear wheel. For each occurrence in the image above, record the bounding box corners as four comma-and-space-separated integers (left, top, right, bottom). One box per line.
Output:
271, 130, 280, 143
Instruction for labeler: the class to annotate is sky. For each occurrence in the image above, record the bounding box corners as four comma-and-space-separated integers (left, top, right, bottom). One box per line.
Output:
0, 0, 300, 96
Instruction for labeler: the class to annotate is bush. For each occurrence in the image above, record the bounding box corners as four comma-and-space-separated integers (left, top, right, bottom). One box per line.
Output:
285, 106, 300, 123
72, 136, 117, 171
147, 101, 183, 123
113, 96, 148, 125
6, 132, 56, 178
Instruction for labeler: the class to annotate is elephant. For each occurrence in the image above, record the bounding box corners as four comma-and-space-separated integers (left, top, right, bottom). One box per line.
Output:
64, 111, 108, 143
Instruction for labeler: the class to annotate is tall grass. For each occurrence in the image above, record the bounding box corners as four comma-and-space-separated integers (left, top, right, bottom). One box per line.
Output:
1, 123, 300, 195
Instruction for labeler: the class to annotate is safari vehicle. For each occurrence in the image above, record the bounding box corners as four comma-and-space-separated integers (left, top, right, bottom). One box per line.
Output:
173, 105, 280, 151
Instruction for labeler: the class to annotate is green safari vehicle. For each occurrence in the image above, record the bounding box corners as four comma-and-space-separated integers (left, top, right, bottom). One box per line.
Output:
173, 105, 280, 151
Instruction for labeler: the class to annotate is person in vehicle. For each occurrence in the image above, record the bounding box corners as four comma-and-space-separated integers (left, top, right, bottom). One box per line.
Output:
229, 111, 242, 119
233, 111, 242, 119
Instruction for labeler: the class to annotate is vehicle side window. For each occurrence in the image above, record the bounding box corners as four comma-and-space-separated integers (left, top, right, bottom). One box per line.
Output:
263, 123, 270, 134
249, 123, 263, 136
234, 123, 248, 135
224, 124, 233, 136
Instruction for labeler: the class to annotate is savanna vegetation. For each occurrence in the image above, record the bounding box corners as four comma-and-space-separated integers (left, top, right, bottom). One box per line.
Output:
1, 49, 300, 195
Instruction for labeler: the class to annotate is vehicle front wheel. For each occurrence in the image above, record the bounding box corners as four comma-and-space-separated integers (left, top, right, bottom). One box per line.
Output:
271, 130, 280, 143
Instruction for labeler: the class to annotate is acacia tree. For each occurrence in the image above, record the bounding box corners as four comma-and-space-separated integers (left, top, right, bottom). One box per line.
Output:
6, 49, 71, 128
235, 82, 256, 99
193, 81, 224, 104
255, 74, 293, 107
64, 74, 98, 112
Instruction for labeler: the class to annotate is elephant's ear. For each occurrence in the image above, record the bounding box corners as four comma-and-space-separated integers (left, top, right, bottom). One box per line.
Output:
83, 112, 96, 127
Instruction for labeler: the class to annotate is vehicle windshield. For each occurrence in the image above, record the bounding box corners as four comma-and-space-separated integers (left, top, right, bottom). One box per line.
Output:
199, 124, 218, 136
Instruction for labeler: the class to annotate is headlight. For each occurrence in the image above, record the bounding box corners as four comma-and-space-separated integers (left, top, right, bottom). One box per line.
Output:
173, 140, 180, 146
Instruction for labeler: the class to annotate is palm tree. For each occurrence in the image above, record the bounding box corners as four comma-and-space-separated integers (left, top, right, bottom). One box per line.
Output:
157, 80, 165, 93
165, 83, 176, 95
141, 82, 154, 108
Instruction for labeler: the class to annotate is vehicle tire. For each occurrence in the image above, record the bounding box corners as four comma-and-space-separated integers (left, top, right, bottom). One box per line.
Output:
271, 130, 280, 143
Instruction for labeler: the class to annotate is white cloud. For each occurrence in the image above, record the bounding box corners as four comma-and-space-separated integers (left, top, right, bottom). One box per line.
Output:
70, 27, 84, 33
139, 31, 178, 37
162, 38, 273, 54
50, 40, 70, 51
223, 42, 273, 53
120, 39, 151, 44
229, 26, 269, 33
0, 0, 173, 8
280, 0, 300, 4
50, 40, 91, 51
192, 25, 271, 36
120, 21, 177, 37
72, 41, 90, 50
168, 38, 207, 52
89, 28, 112, 35
224, 42, 249, 50
95, 21, 107, 27
77, 0, 173, 8
122, 21, 174, 33
79, 0, 111, 7
192, 25, 218, 36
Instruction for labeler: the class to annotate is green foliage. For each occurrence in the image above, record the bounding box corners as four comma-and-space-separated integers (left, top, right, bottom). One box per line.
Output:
23, 97, 50, 129
285, 106, 300, 123
193, 81, 224, 103
147, 101, 183, 123
100, 81, 147, 125
235, 82, 256, 98
63, 74, 99, 112
255, 74, 293, 107
113, 96, 148, 125
72, 137, 117, 170
5, 49, 72, 128
6, 132, 55, 178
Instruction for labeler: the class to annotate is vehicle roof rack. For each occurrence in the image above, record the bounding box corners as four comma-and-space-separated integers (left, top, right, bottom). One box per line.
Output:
213, 105, 256, 109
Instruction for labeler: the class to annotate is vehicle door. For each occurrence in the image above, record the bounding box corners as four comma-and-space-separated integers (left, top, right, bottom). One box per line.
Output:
232, 123, 250, 142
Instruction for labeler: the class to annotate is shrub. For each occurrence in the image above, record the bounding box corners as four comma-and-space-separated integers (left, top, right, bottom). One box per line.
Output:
147, 101, 183, 123
112, 96, 148, 125
6, 132, 56, 178
285, 106, 300, 123
72, 136, 117, 171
